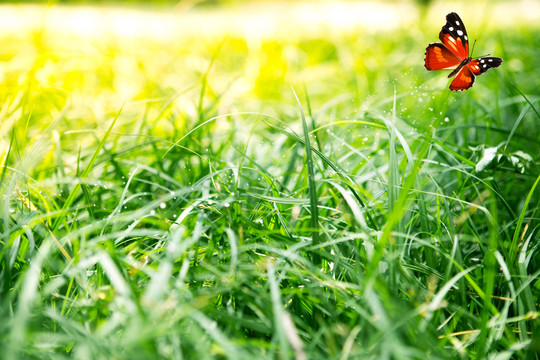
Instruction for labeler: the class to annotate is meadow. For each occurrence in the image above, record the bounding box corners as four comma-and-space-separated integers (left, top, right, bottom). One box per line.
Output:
0, 2, 539, 359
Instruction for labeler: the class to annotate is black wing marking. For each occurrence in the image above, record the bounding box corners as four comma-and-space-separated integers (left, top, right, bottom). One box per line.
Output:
468, 57, 503, 75
439, 12, 469, 59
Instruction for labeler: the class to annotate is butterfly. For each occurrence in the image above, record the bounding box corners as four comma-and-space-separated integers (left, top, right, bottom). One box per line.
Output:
424, 12, 502, 91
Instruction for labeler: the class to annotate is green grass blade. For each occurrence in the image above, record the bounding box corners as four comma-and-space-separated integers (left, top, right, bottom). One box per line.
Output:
291, 86, 320, 262
510, 81, 540, 121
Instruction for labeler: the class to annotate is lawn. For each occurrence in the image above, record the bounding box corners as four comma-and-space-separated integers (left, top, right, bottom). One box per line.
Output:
1, 2, 539, 359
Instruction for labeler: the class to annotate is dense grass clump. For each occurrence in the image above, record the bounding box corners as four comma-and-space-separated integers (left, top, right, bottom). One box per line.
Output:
1, 4, 539, 359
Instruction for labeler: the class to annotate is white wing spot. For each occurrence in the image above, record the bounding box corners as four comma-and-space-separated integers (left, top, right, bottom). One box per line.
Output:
488, 59, 493, 62
456, 21, 460, 26
481, 59, 485, 63
457, 30, 464, 36
464, 35, 468, 40
483, 64, 487, 68
449, 26, 454, 31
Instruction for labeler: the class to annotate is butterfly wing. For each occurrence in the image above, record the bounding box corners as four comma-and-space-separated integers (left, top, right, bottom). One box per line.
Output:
467, 57, 503, 75
424, 43, 462, 70
439, 12, 469, 60
449, 65, 475, 91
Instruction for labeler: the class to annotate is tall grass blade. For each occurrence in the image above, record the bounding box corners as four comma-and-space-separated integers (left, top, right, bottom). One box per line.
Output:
291, 86, 320, 262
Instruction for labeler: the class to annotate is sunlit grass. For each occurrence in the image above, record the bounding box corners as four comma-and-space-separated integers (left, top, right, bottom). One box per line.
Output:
1, 2, 540, 359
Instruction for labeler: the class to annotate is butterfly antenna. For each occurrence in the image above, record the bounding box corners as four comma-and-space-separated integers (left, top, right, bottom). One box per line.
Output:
473, 53, 491, 59
470, 40, 490, 59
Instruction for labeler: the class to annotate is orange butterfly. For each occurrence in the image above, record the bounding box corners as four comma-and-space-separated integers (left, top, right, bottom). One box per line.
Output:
424, 12, 502, 91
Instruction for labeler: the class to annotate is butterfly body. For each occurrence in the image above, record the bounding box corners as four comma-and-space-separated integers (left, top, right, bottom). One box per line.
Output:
424, 12, 502, 91
447, 58, 471, 78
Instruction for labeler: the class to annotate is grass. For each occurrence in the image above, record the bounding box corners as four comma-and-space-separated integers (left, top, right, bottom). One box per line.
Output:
1, 3, 540, 359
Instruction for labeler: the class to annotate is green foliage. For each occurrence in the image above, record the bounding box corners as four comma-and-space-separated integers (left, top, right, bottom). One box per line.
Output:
1, 4, 540, 360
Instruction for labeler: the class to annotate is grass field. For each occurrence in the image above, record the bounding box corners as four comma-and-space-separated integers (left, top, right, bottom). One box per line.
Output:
1, 2, 539, 359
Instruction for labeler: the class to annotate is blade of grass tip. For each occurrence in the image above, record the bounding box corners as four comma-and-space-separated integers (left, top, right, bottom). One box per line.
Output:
303, 84, 322, 152
509, 174, 540, 265
51, 104, 124, 232
291, 86, 320, 263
